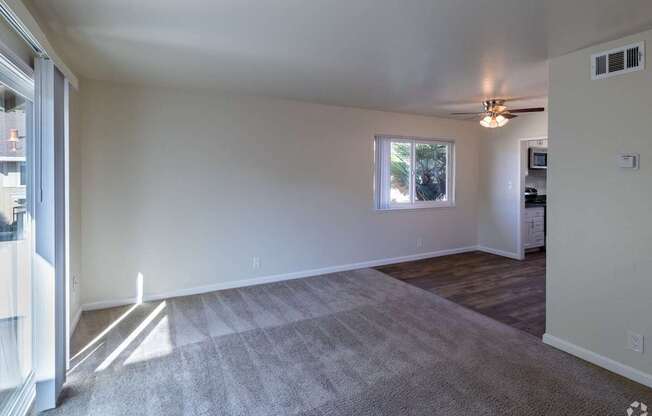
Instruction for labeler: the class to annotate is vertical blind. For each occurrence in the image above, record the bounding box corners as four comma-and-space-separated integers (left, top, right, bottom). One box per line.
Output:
374, 136, 393, 209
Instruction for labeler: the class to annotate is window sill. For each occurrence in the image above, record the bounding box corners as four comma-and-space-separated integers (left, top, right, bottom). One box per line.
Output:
374, 203, 456, 212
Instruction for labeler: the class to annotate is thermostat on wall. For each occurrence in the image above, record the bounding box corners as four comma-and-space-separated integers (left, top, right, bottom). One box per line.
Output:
618, 153, 639, 170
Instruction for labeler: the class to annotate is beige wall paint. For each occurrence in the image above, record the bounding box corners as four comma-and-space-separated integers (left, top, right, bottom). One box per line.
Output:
78, 79, 482, 306
547, 29, 652, 378
477, 113, 548, 255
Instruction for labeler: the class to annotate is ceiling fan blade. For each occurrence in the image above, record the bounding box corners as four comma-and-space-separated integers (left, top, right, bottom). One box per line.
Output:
509, 107, 545, 113
452, 115, 482, 121
502, 113, 518, 119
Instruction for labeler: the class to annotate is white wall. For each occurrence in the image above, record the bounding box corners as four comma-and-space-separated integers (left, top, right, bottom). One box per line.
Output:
546, 29, 652, 381
79, 79, 482, 306
477, 113, 548, 256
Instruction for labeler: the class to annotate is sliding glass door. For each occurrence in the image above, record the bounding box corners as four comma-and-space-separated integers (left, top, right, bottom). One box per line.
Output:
0, 78, 33, 415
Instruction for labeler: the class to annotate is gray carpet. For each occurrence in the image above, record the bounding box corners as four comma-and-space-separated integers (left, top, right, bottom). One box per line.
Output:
47, 269, 651, 415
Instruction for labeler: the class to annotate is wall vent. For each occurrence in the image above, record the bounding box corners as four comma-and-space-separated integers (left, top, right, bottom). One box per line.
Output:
591, 41, 644, 80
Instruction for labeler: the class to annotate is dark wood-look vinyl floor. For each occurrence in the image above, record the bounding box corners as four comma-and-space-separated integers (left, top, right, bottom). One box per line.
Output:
376, 250, 546, 338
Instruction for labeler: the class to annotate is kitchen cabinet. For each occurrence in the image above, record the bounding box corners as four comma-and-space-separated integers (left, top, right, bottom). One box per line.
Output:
524, 206, 545, 249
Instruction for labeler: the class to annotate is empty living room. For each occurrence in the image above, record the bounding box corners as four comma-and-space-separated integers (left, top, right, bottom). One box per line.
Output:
1, 0, 652, 415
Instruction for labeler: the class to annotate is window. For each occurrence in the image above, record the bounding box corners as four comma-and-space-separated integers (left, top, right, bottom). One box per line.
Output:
374, 136, 454, 210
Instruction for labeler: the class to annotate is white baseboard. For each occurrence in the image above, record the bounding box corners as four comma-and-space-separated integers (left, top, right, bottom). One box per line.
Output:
82, 245, 478, 311
82, 296, 138, 311
70, 307, 82, 336
543, 333, 652, 388
476, 245, 523, 260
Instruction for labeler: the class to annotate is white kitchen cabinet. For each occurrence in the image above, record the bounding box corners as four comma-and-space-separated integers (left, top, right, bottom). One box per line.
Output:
524, 206, 545, 249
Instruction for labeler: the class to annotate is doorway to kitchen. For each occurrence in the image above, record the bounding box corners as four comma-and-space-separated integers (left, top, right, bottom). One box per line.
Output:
518, 137, 547, 259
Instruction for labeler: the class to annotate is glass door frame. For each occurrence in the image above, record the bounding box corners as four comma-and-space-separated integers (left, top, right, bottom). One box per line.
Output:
0, 50, 35, 416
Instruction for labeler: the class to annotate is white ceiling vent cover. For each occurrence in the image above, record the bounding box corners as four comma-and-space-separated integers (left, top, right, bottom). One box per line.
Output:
592, 41, 644, 80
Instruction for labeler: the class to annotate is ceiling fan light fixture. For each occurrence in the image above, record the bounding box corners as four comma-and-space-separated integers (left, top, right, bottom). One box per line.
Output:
495, 114, 509, 127
480, 115, 500, 128
480, 115, 493, 128
479, 113, 509, 129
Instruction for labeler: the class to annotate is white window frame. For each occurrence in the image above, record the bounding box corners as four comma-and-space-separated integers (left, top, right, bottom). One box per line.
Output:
374, 135, 455, 210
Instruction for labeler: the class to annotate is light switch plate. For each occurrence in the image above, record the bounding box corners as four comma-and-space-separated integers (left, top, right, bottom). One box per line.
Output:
619, 153, 639, 170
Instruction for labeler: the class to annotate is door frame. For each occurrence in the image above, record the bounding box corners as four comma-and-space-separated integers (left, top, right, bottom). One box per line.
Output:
516, 136, 548, 260
0, 53, 35, 416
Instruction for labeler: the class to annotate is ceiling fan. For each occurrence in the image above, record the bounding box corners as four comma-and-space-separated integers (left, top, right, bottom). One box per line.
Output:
451, 99, 545, 128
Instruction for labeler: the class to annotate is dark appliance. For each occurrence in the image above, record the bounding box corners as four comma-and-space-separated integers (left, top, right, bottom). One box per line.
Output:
529, 147, 547, 170
525, 187, 538, 203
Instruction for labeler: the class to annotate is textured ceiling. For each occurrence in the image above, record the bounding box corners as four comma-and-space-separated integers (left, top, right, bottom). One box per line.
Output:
25, 0, 652, 116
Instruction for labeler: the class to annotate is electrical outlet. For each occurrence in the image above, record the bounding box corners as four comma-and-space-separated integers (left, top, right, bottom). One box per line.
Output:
627, 331, 644, 354
416, 238, 423, 249
72, 275, 79, 290
252, 256, 261, 270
